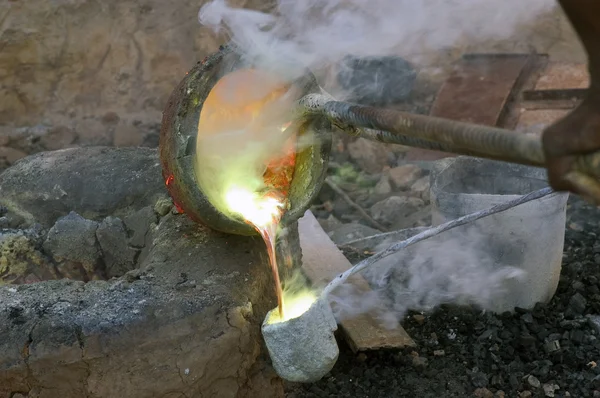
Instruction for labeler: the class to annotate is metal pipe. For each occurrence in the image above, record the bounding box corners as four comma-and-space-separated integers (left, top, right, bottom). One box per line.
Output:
297, 94, 600, 179
356, 127, 530, 163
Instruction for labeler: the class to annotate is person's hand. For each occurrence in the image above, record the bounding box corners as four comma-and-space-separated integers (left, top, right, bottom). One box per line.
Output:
542, 96, 600, 203
542, 0, 600, 204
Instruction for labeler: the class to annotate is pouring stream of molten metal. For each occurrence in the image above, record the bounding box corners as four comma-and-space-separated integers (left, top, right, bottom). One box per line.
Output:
197, 68, 298, 319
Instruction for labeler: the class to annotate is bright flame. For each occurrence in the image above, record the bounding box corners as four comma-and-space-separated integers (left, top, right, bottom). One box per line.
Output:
225, 186, 284, 228
267, 290, 318, 324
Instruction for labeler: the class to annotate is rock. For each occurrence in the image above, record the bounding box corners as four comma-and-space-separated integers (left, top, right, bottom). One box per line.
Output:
347, 138, 393, 173
472, 372, 489, 388
0, 211, 291, 398
589, 315, 600, 334
474, 387, 494, 398
0, 147, 167, 228
519, 392, 533, 398
153, 198, 173, 217
388, 164, 424, 190
43, 211, 103, 281
0, 210, 25, 229
0, 146, 27, 164
38, 126, 78, 151
569, 292, 588, 314
411, 176, 430, 202
0, 228, 56, 284
317, 214, 343, 234
521, 313, 534, 324
337, 55, 416, 106
101, 112, 120, 125
543, 383, 559, 397
124, 206, 158, 249
373, 174, 393, 195
96, 217, 138, 278
327, 223, 381, 247
370, 196, 425, 228
526, 375, 541, 389
412, 356, 428, 369
0, 0, 228, 139
544, 339, 561, 353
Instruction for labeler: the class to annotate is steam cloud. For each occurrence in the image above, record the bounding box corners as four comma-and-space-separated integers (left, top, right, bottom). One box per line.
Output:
331, 227, 525, 329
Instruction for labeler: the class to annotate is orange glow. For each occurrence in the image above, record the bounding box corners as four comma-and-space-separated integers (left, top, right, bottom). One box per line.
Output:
164, 174, 184, 214
197, 68, 297, 196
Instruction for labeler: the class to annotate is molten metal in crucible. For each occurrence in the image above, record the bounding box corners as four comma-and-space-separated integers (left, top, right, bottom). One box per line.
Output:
194, 68, 303, 320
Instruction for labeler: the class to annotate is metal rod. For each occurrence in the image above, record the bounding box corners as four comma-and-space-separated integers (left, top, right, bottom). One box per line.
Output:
297, 94, 600, 179
322, 187, 555, 297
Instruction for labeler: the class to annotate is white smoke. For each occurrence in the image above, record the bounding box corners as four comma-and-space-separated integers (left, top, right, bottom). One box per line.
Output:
196, 0, 552, 324
329, 227, 526, 328
199, 0, 555, 79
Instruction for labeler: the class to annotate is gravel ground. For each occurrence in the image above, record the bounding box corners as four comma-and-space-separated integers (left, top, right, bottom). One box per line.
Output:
287, 196, 600, 398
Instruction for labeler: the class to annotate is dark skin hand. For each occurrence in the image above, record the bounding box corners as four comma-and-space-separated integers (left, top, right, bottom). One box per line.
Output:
542, 0, 600, 203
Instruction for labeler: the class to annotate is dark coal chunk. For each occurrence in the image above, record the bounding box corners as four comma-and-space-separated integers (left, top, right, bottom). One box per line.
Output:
337, 55, 417, 106
471, 372, 489, 388
521, 313, 534, 324
569, 293, 588, 314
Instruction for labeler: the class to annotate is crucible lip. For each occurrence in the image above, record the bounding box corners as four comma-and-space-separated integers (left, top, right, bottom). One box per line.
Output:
159, 44, 333, 236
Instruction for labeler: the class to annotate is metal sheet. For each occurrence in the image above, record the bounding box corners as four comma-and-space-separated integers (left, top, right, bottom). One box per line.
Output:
406, 54, 536, 161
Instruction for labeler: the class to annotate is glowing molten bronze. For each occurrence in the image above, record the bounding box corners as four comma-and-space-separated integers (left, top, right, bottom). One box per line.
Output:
197, 68, 299, 318
197, 68, 297, 199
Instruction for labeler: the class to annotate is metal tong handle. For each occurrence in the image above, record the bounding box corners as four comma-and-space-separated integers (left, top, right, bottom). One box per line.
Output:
297, 93, 600, 180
